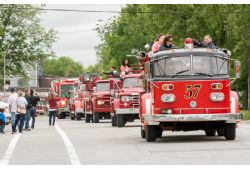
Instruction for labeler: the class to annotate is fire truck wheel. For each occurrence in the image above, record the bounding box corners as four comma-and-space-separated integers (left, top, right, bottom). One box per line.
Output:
217, 128, 225, 136
76, 113, 81, 121
111, 116, 117, 127
70, 114, 75, 120
85, 113, 91, 123
93, 112, 100, 123
117, 115, 125, 127
145, 125, 157, 142
224, 123, 236, 140
156, 127, 163, 138
205, 129, 216, 136
141, 126, 145, 138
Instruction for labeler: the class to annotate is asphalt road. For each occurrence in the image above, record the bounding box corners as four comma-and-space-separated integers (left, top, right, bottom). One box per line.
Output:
1, 116, 250, 165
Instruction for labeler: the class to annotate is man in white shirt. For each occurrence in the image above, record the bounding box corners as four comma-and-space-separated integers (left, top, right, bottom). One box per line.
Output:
12, 89, 27, 134
8, 88, 17, 128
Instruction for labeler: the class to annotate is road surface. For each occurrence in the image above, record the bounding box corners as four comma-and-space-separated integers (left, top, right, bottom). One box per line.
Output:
1, 117, 250, 165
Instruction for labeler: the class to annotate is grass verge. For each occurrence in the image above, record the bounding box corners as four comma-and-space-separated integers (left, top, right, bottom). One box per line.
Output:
241, 110, 250, 120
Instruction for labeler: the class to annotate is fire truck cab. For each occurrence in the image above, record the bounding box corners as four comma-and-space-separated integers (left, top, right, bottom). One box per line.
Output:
110, 73, 144, 127
140, 47, 241, 142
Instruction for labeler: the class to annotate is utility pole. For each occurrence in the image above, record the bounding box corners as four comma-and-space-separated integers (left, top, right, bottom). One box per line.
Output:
3, 45, 10, 97
248, 45, 250, 114
3, 50, 7, 97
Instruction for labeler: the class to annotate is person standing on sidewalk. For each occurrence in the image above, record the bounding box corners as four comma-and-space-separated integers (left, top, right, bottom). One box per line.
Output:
0, 105, 6, 134
12, 89, 27, 134
24, 88, 31, 131
8, 88, 18, 129
48, 93, 59, 126
29, 89, 40, 129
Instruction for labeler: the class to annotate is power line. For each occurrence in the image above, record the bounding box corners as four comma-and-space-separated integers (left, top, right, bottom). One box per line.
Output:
59, 29, 96, 34
1, 6, 250, 14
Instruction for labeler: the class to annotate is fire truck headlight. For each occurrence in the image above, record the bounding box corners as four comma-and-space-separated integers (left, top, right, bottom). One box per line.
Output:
210, 93, 225, 101
97, 100, 105, 105
61, 100, 66, 105
161, 94, 176, 103
121, 96, 131, 102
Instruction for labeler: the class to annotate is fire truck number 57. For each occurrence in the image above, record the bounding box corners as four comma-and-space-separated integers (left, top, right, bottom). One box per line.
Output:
184, 84, 202, 99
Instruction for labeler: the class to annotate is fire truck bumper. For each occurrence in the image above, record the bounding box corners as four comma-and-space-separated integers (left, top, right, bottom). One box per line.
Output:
143, 113, 242, 125
75, 108, 83, 113
116, 108, 139, 115
94, 108, 111, 113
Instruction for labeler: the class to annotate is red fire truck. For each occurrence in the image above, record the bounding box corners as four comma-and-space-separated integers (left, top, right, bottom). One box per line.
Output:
51, 79, 79, 119
90, 79, 111, 123
82, 73, 102, 123
70, 83, 86, 120
110, 73, 144, 127
139, 43, 241, 142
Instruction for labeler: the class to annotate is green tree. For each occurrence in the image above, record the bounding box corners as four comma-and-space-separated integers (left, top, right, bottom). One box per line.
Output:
96, 4, 249, 108
0, 4, 57, 85
43, 56, 84, 77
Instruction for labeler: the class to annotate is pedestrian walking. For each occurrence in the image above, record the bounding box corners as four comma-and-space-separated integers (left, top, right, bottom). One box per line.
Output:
29, 89, 40, 129
12, 89, 27, 134
48, 93, 59, 126
24, 89, 31, 131
8, 87, 18, 128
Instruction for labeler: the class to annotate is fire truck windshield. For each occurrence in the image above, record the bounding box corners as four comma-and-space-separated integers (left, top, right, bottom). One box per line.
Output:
96, 83, 110, 91
123, 77, 143, 88
60, 84, 77, 98
153, 54, 228, 78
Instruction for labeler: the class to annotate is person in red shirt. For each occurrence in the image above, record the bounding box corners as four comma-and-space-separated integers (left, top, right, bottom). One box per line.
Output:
47, 93, 59, 126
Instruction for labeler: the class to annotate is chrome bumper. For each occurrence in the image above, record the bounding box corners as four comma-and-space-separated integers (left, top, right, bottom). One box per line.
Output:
116, 108, 139, 115
143, 113, 242, 125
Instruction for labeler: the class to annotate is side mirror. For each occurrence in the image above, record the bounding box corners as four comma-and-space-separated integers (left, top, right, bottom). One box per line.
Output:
117, 80, 122, 88
144, 43, 150, 51
93, 87, 97, 93
234, 60, 241, 78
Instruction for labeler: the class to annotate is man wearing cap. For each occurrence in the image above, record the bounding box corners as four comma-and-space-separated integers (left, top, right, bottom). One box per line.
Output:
8, 87, 18, 128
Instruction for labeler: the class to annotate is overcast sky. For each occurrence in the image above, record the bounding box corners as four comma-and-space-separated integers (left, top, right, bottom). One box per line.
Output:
39, 4, 122, 67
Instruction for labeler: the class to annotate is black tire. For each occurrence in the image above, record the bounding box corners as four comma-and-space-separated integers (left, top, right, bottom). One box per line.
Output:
205, 129, 216, 136
225, 123, 236, 140
117, 115, 125, 127
85, 113, 90, 123
145, 125, 157, 142
76, 113, 81, 121
93, 112, 99, 123
156, 127, 163, 138
217, 128, 225, 136
57, 110, 61, 119
111, 116, 117, 127
141, 126, 145, 138
70, 114, 75, 120
61, 113, 66, 119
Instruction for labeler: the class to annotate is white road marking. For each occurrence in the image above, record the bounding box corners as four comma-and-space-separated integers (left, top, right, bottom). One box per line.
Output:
54, 123, 82, 165
0, 133, 21, 165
